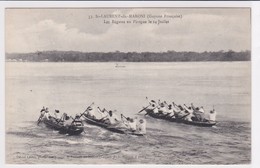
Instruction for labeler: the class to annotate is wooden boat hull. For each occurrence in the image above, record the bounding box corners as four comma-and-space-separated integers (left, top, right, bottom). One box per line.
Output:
145, 109, 216, 127
42, 118, 84, 135
83, 115, 144, 136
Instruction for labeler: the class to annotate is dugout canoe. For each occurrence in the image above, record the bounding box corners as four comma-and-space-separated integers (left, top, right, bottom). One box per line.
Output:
145, 109, 216, 127
42, 117, 84, 135
82, 115, 144, 136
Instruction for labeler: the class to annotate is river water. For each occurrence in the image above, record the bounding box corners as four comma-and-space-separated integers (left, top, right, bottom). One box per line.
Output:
5, 62, 251, 164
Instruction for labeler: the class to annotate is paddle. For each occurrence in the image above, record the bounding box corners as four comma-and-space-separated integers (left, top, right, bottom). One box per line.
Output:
121, 114, 127, 120
56, 113, 66, 124
167, 103, 189, 119
75, 102, 95, 120
84, 102, 95, 113
138, 104, 151, 114
37, 113, 44, 125
120, 114, 131, 127
96, 107, 109, 122
58, 102, 94, 125
69, 115, 83, 126
176, 113, 190, 120
95, 107, 108, 122
97, 107, 105, 113
103, 108, 109, 113
144, 106, 159, 116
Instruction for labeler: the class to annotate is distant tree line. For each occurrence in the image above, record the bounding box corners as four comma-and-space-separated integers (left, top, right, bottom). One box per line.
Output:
6, 50, 251, 62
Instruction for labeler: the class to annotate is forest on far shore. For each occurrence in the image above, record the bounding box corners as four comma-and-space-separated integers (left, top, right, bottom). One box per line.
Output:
6, 50, 251, 62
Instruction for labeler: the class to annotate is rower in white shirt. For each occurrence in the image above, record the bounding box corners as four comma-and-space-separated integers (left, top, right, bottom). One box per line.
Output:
54, 109, 62, 119
137, 119, 146, 134
208, 108, 217, 122
43, 108, 50, 120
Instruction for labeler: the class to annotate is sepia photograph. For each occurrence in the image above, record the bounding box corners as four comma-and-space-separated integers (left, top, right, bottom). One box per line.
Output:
4, 7, 252, 165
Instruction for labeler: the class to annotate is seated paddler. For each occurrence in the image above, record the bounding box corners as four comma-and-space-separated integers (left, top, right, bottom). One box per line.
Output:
158, 102, 169, 115
167, 104, 175, 118
103, 110, 120, 125
128, 117, 137, 132
208, 108, 217, 122
39, 106, 46, 119
62, 113, 73, 127
85, 105, 98, 119
172, 102, 186, 118
54, 109, 62, 121
183, 104, 194, 121
96, 107, 108, 122
136, 119, 146, 134
43, 108, 50, 120
120, 115, 138, 132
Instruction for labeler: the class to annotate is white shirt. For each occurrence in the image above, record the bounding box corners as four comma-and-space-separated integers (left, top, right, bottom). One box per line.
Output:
167, 108, 175, 116
209, 110, 216, 121
64, 117, 73, 126
198, 107, 205, 113
159, 106, 168, 114
137, 120, 146, 134
96, 108, 108, 119
108, 114, 119, 125
44, 112, 50, 120
54, 112, 61, 119
128, 120, 137, 131
88, 109, 96, 118
185, 113, 193, 121
172, 104, 181, 112
153, 107, 159, 113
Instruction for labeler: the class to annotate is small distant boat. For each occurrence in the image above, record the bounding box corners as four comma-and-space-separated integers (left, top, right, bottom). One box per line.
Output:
115, 63, 125, 68
41, 117, 84, 136
82, 115, 144, 136
145, 109, 217, 127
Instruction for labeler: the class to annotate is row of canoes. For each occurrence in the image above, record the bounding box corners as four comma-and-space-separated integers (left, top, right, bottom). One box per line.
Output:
38, 104, 217, 136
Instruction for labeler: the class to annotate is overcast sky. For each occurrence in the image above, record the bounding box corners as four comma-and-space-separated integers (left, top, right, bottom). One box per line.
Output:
5, 8, 250, 53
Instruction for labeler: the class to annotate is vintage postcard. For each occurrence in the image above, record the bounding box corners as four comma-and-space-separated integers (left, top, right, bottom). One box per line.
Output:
4, 5, 253, 166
